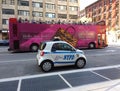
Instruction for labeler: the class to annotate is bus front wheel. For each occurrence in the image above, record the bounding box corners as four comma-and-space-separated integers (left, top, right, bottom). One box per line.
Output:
89, 43, 95, 49
30, 44, 39, 52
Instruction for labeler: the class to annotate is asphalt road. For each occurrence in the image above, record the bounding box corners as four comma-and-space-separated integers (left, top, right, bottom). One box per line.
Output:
0, 45, 120, 79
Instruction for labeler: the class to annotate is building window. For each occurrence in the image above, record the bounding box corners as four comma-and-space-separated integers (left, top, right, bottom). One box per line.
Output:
109, 0, 112, 3
116, 16, 119, 25
98, 16, 101, 20
2, 0, 7, 4
98, 8, 101, 14
109, 5, 112, 11
69, 0, 78, 3
2, 9, 14, 15
58, 0, 67, 1
109, 13, 112, 18
58, 5, 67, 11
69, 6, 78, 11
116, 10, 119, 16
99, 2, 102, 7
45, 12, 55, 18
58, 14, 67, 19
32, 11, 43, 17
46, 3, 55, 10
18, 0, 29, 6
104, 0, 107, 5
104, 7, 106, 12
2, 19, 9, 25
10, 0, 15, 5
108, 20, 111, 27
104, 14, 106, 19
69, 15, 78, 19
32, 2, 43, 8
18, 10, 30, 16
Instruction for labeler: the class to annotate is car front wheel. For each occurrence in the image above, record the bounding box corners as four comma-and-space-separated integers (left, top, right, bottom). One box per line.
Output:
75, 58, 86, 68
40, 61, 53, 72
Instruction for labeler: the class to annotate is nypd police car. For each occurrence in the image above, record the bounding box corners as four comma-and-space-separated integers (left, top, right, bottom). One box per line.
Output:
36, 41, 87, 72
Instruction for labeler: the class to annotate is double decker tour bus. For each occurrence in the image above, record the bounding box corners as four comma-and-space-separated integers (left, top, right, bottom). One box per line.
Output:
8, 18, 107, 52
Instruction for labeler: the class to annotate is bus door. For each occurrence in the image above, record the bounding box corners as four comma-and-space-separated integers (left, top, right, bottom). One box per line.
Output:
97, 34, 103, 48
101, 34, 106, 47
97, 34, 106, 48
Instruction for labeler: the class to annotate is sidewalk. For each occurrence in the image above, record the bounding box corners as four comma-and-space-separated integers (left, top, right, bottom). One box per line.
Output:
58, 79, 120, 91
0, 46, 9, 53
108, 40, 120, 47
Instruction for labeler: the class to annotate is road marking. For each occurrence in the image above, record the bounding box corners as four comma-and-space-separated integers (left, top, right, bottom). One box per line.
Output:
91, 71, 111, 81
0, 53, 14, 56
0, 59, 34, 63
86, 52, 120, 56
0, 64, 120, 83
59, 74, 72, 88
17, 79, 22, 91
105, 50, 116, 52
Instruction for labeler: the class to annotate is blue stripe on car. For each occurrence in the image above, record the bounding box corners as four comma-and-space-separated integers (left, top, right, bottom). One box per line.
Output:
44, 52, 82, 54
54, 61, 75, 64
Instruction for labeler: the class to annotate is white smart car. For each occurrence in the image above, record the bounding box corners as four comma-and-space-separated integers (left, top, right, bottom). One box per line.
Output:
36, 41, 87, 72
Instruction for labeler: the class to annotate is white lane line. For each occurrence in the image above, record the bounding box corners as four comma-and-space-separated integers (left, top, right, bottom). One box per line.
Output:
17, 79, 22, 91
59, 74, 72, 88
91, 71, 111, 81
86, 53, 120, 56
0, 53, 14, 56
0, 59, 34, 63
105, 50, 116, 52
0, 64, 120, 83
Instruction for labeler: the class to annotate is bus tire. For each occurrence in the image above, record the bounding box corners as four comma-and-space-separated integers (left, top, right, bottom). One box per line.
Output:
30, 44, 39, 52
89, 42, 96, 49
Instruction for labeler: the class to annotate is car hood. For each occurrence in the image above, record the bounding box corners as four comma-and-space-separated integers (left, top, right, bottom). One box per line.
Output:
76, 49, 84, 54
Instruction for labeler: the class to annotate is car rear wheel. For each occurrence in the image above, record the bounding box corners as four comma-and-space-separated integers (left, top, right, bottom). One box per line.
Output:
75, 58, 86, 68
40, 61, 53, 72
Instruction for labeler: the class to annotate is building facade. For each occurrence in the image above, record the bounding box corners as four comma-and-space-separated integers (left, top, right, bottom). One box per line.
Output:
85, 0, 120, 31
0, 0, 80, 40
85, 0, 120, 42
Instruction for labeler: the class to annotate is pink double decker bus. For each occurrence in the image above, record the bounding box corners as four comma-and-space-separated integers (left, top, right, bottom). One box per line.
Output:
8, 18, 107, 52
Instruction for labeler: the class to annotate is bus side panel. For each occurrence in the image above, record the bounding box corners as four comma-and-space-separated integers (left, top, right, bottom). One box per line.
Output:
18, 23, 60, 51
76, 25, 97, 48
9, 18, 107, 52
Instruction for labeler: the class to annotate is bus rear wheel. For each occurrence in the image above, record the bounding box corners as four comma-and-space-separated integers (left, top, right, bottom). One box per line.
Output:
89, 43, 95, 49
30, 44, 39, 52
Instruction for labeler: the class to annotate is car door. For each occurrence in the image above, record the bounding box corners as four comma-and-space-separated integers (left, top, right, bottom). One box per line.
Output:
61, 43, 76, 62
51, 43, 76, 64
51, 43, 65, 63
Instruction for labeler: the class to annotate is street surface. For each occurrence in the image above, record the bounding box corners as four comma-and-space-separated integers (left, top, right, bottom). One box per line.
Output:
0, 45, 120, 79
0, 45, 120, 91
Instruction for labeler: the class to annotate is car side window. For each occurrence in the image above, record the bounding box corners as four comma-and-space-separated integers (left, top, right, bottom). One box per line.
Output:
51, 43, 60, 51
51, 43, 75, 52
61, 43, 75, 51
